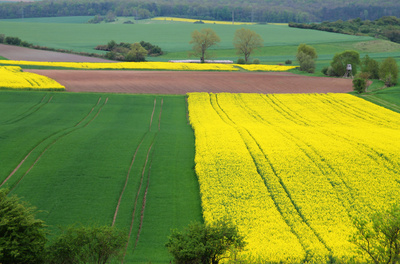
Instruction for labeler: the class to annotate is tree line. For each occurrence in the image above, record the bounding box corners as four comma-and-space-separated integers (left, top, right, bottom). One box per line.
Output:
0, 0, 399, 23
290, 16, 400, 44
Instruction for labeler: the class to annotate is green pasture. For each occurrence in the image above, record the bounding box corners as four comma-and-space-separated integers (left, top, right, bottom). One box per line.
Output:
0, 18, 372, 55
0, 91, 202, 263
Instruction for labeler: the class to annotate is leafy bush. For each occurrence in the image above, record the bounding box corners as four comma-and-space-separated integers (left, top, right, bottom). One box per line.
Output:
0, 189, 47, 264
330, 50, 360, 76
353, 77, 367, 93
46, 225, 127, 264
296, 44, 317, 73
253, 58, 260, 64
361, 55, 379, 79
236, 58, 246, 64
285, 59, 292, 65
321, 66, 329, 75
297, 52, 315, 73
379, 57, 398, 86
165, 220, 246, 264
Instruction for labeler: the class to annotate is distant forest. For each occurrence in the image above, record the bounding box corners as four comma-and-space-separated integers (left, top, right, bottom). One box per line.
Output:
0, 0, 399, 23
290, 16, 400, 43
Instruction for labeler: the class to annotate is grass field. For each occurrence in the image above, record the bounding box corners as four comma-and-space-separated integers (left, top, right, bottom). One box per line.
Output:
0, 18, 373, 57
0, 91, 202, 263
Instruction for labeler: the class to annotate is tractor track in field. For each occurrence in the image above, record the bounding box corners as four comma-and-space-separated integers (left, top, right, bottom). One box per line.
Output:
3, 95, 52, 125
1, 97, 108, 190
117, 98, 163, 263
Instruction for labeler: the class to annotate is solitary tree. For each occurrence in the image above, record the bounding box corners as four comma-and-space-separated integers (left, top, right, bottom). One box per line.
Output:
0, 189, 47, 264
350, 203, 400, 264
190, 28, 221, 63
165, 220, 246, 264
233, 28, 263, 63
296, 44, 318, 73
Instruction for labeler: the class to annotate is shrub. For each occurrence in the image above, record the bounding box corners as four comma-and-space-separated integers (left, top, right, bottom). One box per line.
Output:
296, 52, 315, 73
330, 50, 360, 77
253, 58, 260, 64
379, 57, 398, 87
285, 59, 292, 65
353, 78, 367, 93
362, 55, 379, 79
327, 66, 336, 76
321, 66, 329, 75
237, 58, 246, 64
296, 44, 317, 73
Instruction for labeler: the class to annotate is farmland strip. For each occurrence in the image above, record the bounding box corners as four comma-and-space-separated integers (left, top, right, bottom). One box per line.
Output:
2, 97, 107, 190
3, 95, 52, 125
211, 94, 330, 256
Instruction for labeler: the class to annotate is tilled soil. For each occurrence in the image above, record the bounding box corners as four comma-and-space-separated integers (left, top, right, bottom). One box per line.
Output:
26, 70, 354, 94
0, 44, 113, 62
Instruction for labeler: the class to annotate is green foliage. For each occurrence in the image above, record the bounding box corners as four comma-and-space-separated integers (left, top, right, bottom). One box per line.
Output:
233, 28, 263, 63
236, 58, 246, 64
285, 59, 292, 65
380, 57, 399, 87
253, 58, 260, 64
296, 44, 317, 73
297, 43, 318, 59
353, 77, 367, 93
350, 203, 400, 264
330, 50, 361, 76
165, 220, 246, 264
362, 55, 380, 79
190, 28, 220, 63
0, 189, 47, 264
46, 225, 127, 264
125, 42, 148, 62
290, 16, 400, 44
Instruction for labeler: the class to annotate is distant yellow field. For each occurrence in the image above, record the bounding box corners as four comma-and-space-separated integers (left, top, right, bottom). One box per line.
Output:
152, 17, 256, 25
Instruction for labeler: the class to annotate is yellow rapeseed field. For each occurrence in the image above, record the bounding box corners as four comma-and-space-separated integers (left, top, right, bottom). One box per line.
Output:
152, 16, 256, 25
0, 60, 296, 72
188, 92, 400, 263
0, 66, 65, 90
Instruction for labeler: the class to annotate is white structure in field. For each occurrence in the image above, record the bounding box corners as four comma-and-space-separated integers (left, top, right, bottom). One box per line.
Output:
344, 64, 353, 78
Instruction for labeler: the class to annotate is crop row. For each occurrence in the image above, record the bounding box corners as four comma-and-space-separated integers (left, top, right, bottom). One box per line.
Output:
188, 92, 400, 262
0, 66, 65, 90
0, 60, 296, 72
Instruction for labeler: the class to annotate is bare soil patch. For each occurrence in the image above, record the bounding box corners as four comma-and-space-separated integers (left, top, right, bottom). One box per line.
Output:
26, 69, 354, 94
0, 44, 113, 62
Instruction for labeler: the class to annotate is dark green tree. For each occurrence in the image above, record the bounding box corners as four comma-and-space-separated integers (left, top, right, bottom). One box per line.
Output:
362, 55, 380, 79
46, 225, 127, 264
296, 44, 318, 73
330, 50, 361, 76
0, 189, 47, 264
165, 220, 246, 264
125, 42, 148, 62
350, 203, 400, 264
379, 57, 399, 87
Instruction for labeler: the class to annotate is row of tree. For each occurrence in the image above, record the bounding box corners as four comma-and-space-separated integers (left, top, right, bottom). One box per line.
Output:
290, 16, 400, 44
0, 0, 399, 23
95, 40, 163, 61
295, 44, 399, 93
190, 28, 263, 63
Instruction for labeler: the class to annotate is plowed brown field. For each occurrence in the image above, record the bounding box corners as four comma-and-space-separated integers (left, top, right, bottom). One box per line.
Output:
26, 70, 354, 94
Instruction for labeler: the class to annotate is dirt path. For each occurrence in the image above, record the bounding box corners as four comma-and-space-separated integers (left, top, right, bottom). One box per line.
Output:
26, 70, 354, 94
